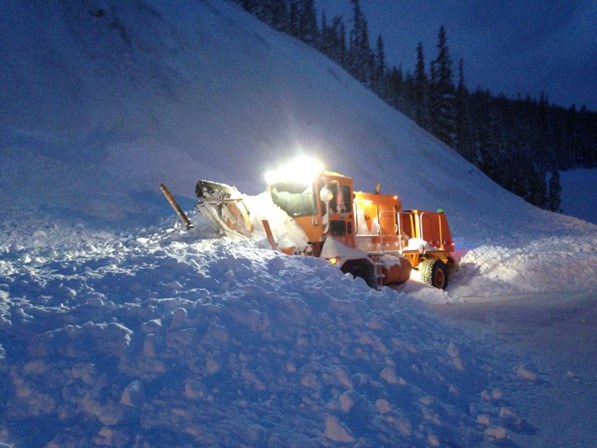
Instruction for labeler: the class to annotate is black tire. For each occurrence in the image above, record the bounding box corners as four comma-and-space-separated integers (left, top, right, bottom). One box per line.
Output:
341, 259, 378, 289
420, 259, 448, 289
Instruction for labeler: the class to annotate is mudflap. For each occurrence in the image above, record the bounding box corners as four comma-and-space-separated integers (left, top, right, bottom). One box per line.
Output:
195, 180, 253, 238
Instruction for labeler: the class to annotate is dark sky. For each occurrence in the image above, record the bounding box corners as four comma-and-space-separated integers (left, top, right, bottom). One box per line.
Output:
316, 0, 596, 110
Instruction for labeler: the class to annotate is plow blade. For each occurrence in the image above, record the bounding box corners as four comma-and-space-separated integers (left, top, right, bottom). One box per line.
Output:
195, 180, 253, 238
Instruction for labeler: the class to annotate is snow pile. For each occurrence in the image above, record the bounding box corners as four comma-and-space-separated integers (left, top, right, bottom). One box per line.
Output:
0, 216, 530, 447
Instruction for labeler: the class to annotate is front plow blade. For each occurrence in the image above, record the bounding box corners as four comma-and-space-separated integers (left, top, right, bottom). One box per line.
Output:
195, 180, 253, 238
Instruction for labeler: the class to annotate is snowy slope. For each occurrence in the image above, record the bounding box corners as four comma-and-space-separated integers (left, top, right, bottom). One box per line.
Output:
0, 0, 584, 240
1, 1, 596, 447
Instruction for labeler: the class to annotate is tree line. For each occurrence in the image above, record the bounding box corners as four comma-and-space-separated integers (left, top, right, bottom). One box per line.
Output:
234, 0, 596, 212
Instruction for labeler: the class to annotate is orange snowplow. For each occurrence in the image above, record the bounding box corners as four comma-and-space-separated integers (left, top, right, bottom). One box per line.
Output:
194, 157, 456, 289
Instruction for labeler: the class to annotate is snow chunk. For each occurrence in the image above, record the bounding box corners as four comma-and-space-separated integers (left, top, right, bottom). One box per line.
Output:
320, 236, 368, 261
324, 415, 355, 442
485, 425, 507, 441
517, 366, 539, 382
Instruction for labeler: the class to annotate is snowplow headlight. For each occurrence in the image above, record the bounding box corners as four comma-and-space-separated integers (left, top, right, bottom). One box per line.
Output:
264, 155, 323, 186
328, 257, 339, 265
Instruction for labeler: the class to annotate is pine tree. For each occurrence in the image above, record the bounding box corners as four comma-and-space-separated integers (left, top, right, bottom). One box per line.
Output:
270, 0, 288, 32
548, 165, 562, 212
233, 0, 595, 214
455, 58, 471, 158
413, 42, 429, 130
348, 0, 373, 85
240, 0, 270, 23
320, 14, 347, 68
403, 71, 416, 120
429, 25, 455, 147
298, 0, 318, 45
373, 35, 390, 101
288, 0, 300, 37
388, 66, 405, 112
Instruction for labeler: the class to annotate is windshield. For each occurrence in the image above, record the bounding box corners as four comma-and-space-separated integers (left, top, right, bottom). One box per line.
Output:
270, 182, 317, 217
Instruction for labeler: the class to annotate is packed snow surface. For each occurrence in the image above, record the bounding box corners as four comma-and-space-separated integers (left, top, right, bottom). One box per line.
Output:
1, 1, 595, 447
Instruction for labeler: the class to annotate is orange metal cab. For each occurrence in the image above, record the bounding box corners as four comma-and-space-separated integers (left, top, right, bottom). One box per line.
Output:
268, 171, 455, 286
274, 172, 403, 251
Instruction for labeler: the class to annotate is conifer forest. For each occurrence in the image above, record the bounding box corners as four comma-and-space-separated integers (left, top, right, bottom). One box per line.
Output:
235, 0, 596, 211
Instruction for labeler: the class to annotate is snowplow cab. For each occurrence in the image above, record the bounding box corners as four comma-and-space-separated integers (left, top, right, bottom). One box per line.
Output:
268, 171, 355, 254
267, 170, 413, 288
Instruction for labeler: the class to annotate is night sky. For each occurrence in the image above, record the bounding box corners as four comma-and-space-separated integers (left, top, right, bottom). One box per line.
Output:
316, 0, 596, 110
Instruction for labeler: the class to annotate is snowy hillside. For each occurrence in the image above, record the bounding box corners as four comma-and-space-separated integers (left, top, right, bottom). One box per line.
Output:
0, 0, 584, 239
1, 1, 596, 447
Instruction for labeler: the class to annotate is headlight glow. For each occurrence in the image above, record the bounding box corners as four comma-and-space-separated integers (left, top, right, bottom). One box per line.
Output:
264, 155, 324, 185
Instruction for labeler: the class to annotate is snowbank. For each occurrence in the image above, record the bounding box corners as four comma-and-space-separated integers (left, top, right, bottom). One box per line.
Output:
0, 215, 530, 447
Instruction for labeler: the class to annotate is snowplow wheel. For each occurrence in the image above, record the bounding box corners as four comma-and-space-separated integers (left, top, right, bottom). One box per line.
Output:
341, 259, 378, 289
420, 259, 448, 289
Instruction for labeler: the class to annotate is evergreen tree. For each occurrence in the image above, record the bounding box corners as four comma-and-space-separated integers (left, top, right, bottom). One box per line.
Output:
402, 71, 417, 120
388, 66, 405, 112
548, 165, 562, 212
429, 25, 455, 147
373, 35, 390, 101
320, 14, 347, 68
233, 0, 596, 214
413, 42, 429, 130
270, 0, 288, 32
298, 0, 318, 45
320, 11, 330, 52
332, 16, 348, 68
288, 0, 300, 37
348, 0, 373, 85
455, 58, 471, 158
240, 0, 270, 23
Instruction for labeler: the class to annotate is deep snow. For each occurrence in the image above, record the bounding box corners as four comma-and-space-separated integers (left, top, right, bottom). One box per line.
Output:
1, 1, 596, 447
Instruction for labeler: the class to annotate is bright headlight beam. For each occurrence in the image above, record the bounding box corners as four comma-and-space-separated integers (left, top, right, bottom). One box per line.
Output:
264, 155, 324, 185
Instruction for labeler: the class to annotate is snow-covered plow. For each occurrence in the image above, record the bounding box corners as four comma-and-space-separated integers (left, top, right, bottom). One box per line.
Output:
195, 180, 253, 238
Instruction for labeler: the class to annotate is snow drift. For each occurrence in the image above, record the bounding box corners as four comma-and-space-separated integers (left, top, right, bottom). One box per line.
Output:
0, 217, 529, 447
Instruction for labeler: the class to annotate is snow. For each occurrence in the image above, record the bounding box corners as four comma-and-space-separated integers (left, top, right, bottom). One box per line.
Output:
0, 1, 595, 447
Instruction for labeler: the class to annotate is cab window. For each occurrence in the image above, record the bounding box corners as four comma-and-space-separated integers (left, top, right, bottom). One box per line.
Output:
270, 182, 317, 217
328, 183, 352, 214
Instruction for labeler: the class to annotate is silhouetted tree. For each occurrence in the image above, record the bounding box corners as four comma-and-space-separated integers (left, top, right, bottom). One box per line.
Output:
413, 42, 429, 130
373, 35, 390, 101
348, 0, 373, 86
429, 26, 455, 147
548, 165, 562, 211
455, 58, 471, 158
234, 0, 595, 213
